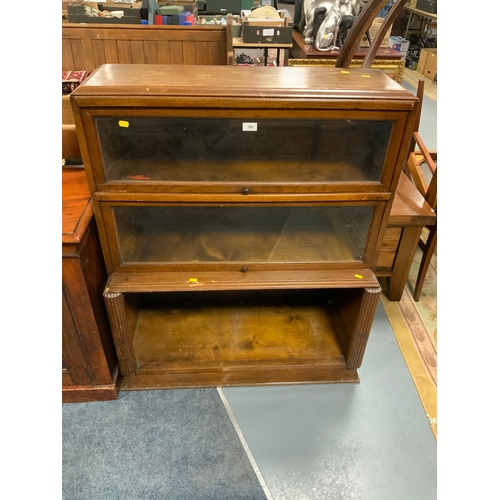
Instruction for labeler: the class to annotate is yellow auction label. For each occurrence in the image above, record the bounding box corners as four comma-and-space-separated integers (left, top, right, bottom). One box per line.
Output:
188, 278, 198, 283
354, 274, 363, 279
118, 120, 130, 128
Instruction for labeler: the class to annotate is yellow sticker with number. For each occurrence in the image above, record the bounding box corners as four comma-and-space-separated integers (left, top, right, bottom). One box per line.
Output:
354, 274, 363, 279
188, 278, 198, 283
118, 120, 129, 128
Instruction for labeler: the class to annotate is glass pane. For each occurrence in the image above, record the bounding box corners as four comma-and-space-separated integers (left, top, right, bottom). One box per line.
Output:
112, 205, 374, 264
97, 117, 392, 183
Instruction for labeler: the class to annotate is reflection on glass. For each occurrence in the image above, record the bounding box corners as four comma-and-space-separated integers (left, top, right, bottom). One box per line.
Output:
113, 205, 373, 264
97, 118, 392, 183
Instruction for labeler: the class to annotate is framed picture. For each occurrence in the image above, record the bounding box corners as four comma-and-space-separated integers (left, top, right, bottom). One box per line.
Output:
288, 58, 405, 84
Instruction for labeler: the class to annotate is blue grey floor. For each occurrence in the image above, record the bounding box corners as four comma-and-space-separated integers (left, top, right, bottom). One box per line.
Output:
223, 304, 437, 500
63, 389, 268, 500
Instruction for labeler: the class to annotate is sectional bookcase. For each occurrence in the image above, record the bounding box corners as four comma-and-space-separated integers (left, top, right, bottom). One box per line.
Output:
71, 64, 417, 389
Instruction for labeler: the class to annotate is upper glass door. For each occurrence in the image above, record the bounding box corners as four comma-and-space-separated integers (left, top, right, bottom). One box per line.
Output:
95, 116, 394, 185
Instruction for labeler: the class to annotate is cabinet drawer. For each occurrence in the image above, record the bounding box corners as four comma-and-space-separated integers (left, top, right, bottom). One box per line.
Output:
102, 203, 381, 271
90, 114, 398, 194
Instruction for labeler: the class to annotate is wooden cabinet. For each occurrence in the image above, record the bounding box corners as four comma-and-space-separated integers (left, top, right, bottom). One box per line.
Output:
71, 64, 417, 390
62, 167, 120, 402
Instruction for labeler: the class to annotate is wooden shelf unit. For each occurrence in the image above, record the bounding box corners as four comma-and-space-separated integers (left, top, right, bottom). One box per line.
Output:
71, 64, 417, 389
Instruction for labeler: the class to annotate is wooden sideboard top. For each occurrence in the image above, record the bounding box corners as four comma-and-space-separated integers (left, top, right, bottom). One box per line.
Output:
71, 64, 416, 108
62, 167, 93, 246
291, 31, 404, 60
389, 173, 436, 227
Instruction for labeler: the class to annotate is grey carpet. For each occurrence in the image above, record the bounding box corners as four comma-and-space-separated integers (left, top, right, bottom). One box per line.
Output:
62, 388, 268, 500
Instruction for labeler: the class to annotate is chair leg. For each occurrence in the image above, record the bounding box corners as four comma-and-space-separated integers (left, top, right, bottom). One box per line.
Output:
413, 225, 437, 302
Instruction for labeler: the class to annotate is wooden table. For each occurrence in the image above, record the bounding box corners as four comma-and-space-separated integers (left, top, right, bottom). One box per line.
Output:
290, 31, 405, 83
291, 30, 404, 61
62, 166, 120, 402
403, 5, 437, 42
375, 173, 436, 301
233, 37, 293, 66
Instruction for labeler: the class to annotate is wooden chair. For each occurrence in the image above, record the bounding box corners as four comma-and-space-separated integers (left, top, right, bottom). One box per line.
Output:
405, 80, 437, 301
336, 0, 407, 69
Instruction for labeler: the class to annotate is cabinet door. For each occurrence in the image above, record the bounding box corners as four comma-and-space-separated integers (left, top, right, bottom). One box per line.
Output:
84, 110, 409, 194
101, 202, 385, 272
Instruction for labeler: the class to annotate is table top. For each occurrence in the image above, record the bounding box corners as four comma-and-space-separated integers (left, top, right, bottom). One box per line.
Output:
62, 167, 93, 245
404, 5, 437, 20
292, 31, 403, 60
233, 37, 293, 48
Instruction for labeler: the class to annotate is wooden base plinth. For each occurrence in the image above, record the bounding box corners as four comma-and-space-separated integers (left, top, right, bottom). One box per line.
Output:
62, 368, 121, 403
120, 367, 359, 390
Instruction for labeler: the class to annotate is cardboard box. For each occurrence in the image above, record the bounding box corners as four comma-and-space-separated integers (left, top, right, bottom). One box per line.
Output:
417, 48, 430, 74
197, 14, 242, 36
423, 49, 437, 80
388, 36, 410, 59
241, 14, 291, 44
359, 18, 391, 48
417, 48, 436, 79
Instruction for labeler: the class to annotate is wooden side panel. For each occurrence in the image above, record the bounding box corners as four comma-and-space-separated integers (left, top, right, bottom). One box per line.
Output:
62, 38, 75, 69
169, 41, 183, 64
62, 125, 82, 160
376, 227, 401, 270
69, 38, 86, 70
62, 253, 115, 385
104, 40, 119, 65
62, 286, 93, 386
144, 40, 158, 64
195, 41, 209, 65
91, 39, 106, 69
130, 40, 145, 64
62, 96, 75, 126
117, 40, 132, 64
104, 292, 138, 376
182, 41, 197, 65
63, 25, 231, 73
345, 287, 381, 369
157, 41, 171, 64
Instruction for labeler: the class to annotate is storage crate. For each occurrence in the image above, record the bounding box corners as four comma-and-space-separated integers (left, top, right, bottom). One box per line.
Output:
67, 2, 143, 24
242, 15, 292, 43
197, 14, 242, 36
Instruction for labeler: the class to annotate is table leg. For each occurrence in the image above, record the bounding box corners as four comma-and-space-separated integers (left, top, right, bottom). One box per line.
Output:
283, 48, 289, 66
386, 225, 422, 301
404, 11, 413, 40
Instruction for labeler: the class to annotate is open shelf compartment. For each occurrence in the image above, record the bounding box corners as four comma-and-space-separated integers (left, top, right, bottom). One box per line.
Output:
104, 281, 381, 389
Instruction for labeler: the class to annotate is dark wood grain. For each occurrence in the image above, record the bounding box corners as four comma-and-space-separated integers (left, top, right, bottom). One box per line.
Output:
62, 167, 119, 402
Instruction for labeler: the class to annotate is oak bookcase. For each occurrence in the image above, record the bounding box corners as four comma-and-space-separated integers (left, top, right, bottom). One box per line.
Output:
71, 64, 417, 389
